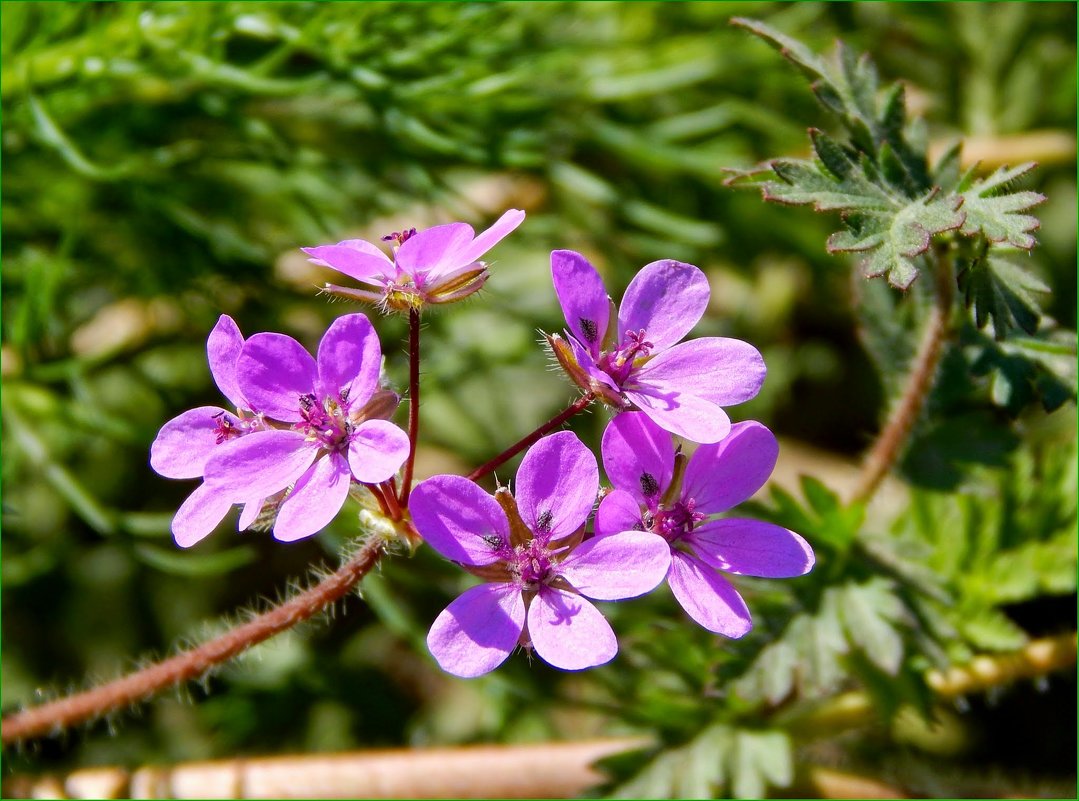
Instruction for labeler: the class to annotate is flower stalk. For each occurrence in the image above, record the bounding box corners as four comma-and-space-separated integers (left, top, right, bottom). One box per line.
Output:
0, 540, 385, 746
398, 308, 421, 505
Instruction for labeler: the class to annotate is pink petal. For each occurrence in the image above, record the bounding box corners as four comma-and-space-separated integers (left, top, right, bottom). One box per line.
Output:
559, 531, 670, 600
551, 249, 610, 357
594, 489, 645, 537
634, 337, 766, 407
395, 223, 474, 278
316, 313, 381, 406
427, 583, 525, 678
302, 239, 393, 284
682, 421, 778, 513
237, 333, 317, 422
207, 315, 246, 409
688, 518, 814, 578
172, 482, 236, 548
409, 475, 509, 566
273, 452, 351, 542
601, 412, 675, 502
623, 386, 731, 444
514, 431, 598, 541
617, 260, 709, 351
527, 588, 617, 671
238, 498, 265, 531
203, 430, 317, 499
447, 209, 526, 273
150, 406, 236, 479
347, 419, 409, 484
667, 552, 752, 637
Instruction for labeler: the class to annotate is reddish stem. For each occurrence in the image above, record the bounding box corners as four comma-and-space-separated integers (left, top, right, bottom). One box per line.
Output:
466, 393, 595, 483
1, 541, 384, 745
398, 308, 421, 505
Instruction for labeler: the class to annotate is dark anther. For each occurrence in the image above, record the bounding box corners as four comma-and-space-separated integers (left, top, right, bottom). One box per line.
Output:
536, 509, 553, 533
579, 317, 598, 343
640, 472, 660, 497
299, 393, 316, 411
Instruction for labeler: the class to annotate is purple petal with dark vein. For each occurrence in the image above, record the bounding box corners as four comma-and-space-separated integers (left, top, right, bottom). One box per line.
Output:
528, 588, 616, 671
237, 333, 317, 422
347, 419, 409, 484
202, 430, 316, 498
635, 337, 765, 408
396, 223, 474, 278
594, 489, 646, 537
559, 530, 670, 600
207, 315, 246, 409
668, 552, 752, 637
601, 412, 675, 501
172, 482, 235, 548
623, 386, 731, 444
427, 583, 524, 678
409, 475, 508, 566
316, 312, 381, 406
435, 209, 526, 279
273, 452, 351, 542
566, 333, 622, 397
151, 406, 237, 479
687, 518, 814, 578
301, 240, 392, 283
551, 249, 610, 357
617, 260, 709, 351
514, 431, 598, 541
682, 421, 778, 514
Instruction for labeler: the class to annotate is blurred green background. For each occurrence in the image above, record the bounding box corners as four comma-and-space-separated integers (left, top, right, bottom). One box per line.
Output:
2, 1, 1075, 794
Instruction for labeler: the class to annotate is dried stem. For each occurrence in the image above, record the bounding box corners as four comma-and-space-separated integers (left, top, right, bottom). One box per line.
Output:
1, 541, 384, 746
398, 308, 421, 505
851, 246, 955, 505
466, 392, 595, 483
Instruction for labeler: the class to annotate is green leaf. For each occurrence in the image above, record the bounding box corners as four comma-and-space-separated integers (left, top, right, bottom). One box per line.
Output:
836, 578, 908, 675
827, 192, 964, 289
958, 608, 1028, 651
958, 163, 1046, 249
967, 324, 1078, 414
730, 729, 794, 799
959, 253, 1050, 337
134, 543, 257, 577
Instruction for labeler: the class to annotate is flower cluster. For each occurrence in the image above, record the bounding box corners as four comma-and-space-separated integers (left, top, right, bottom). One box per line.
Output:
153, 209, 813, 678
152, 313, 408, 546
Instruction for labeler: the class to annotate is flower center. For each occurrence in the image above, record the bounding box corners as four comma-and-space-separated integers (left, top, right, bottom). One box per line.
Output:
512, 538, 556, 588
597, 328, 654, 385
645, 497, 705, 543
381, 228, 417, 246
297, 392, 352, 450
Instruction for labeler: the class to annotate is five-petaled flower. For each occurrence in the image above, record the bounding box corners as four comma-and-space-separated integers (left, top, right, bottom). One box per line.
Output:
595, 412, 813, 636
202, 313, 408, 543
150, 315, 270, 548
303, 209, 526, 314
410, 431, 671, 677
547, 249, 766, 443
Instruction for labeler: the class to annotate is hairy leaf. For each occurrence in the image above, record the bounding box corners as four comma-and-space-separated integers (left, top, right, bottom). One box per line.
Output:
958, 163, 1046, 249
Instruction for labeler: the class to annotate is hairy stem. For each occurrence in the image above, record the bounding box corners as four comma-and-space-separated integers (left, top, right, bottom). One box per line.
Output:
398, 308, 421, 505
466, 392, 595, 483
1, 541, 384, 746
851, 245, 955, 504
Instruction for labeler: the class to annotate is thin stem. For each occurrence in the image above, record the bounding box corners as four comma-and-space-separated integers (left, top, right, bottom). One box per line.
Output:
851, 245, 955, 505
466, 393, 595, 483
1, 541, 384, 746
398, 308, 421, 505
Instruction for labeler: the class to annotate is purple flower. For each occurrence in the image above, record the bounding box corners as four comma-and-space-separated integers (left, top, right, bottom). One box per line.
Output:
547, 250, 766, 444
410, 431, 670, 677
202, 313, 409, 543
150, 315, 270, 548
303, 209, 526, 313
596, 412, 813, 637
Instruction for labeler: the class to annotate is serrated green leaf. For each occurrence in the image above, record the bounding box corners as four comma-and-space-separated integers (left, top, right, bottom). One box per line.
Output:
730, 729, 793, 799
837, 579, 907, 674
958, 254, 1049, 337
932, 141, 963, 192
731, 17, 832, 85
827, 192, 964, 289
967, 324, 1077, 414
959, 608, 1028, 651
958, 163, 1046, 249
810, 128, 854, 180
